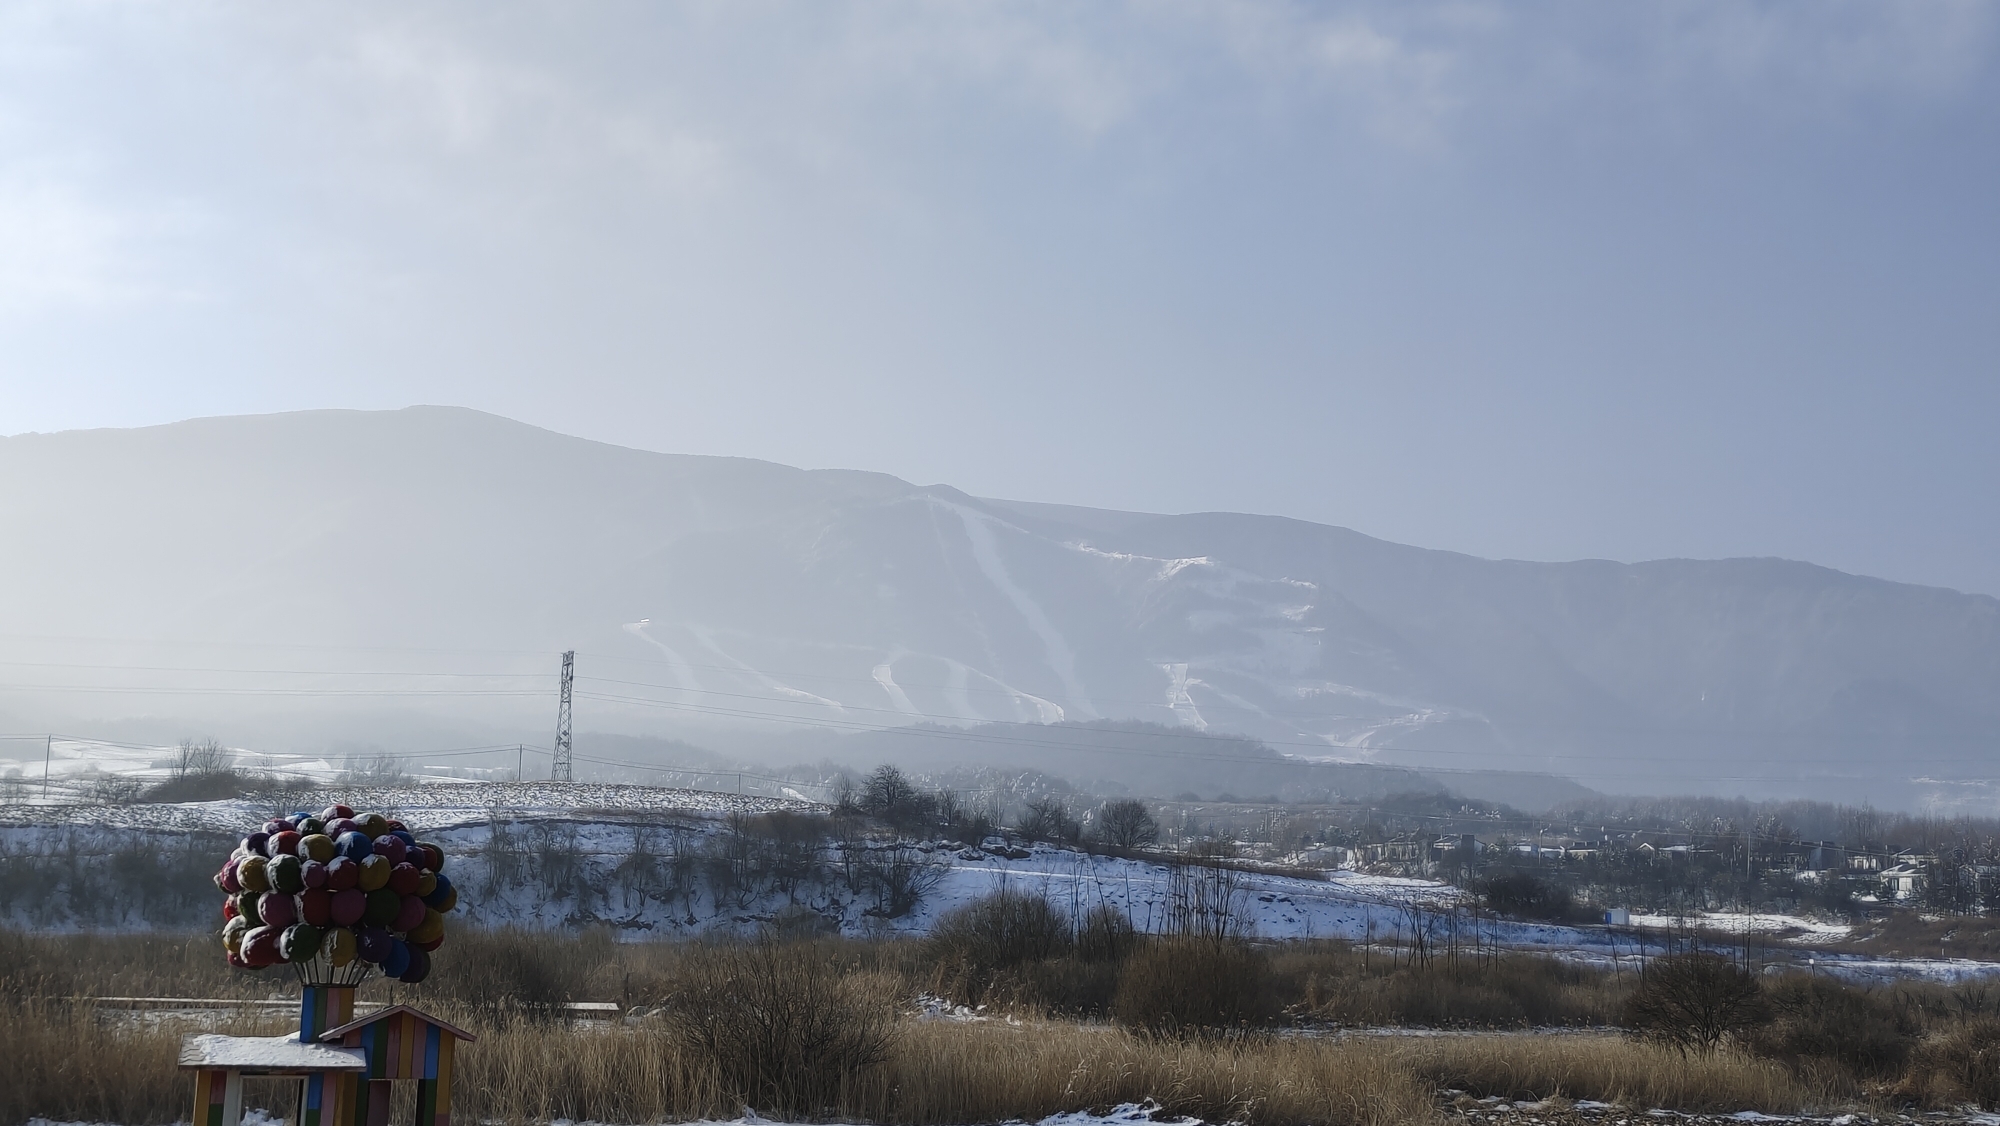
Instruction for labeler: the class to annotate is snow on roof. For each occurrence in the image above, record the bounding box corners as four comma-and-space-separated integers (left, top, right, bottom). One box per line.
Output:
178, 1033, 367, 1072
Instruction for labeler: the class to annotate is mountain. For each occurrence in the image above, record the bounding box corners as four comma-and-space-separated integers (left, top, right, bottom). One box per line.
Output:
1, 406, 1994, 808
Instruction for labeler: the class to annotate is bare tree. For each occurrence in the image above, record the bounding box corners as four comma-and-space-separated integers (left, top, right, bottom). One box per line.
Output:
173, 738, 231, 779
1165, 856, 1251, 943
1095, 799, 1160, 848
1017, 795, 1080, 844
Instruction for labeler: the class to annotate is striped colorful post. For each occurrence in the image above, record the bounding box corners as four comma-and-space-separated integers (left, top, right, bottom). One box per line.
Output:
299, 985, 357, 1041
190, 1068, 243, 1126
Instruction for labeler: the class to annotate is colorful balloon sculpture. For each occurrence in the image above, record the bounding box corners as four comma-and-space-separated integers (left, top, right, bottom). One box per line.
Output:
215, 804, 453, 984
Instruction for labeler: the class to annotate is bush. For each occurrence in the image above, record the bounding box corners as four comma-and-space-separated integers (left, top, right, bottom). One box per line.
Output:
1741, 974, 1914, 1080
926, 889, 1072, 973
1904, 1018, 2000, 1109
1621, 952, 1765, 1054
662, 941, 896, 1117
1112, 938, 1276, 1037
1477, 871, 1574, 921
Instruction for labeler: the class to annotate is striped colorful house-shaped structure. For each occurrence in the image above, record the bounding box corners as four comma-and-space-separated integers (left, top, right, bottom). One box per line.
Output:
181, 987, 474, 1126
320, 1004, 475, 1126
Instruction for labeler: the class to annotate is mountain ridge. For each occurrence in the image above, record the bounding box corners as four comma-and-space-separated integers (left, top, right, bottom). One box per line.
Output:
2, 405, 1992, 809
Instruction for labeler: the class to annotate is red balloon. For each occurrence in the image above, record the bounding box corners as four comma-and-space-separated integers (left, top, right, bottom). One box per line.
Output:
412, 933, 443, 952
385, 818, 407, 833
324, 857, 359, 891
387, 862, 421, 896
271, 830, 302, 857
241, 926, 280, 967
392, 894, 427, 932
259, 891, 297, 930
301, 888, 333, 927
222, 897, 238, 922
329, 888, 366, 927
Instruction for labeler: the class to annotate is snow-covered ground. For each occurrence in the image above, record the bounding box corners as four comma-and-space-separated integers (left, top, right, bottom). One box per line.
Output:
1626, 911, 1856, 942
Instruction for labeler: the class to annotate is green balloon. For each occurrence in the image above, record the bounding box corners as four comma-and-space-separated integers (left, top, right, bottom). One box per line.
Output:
280, 923, 323, 962
234, 891, 262, 926
363, 887, 401, 926
270, 854, 304, 894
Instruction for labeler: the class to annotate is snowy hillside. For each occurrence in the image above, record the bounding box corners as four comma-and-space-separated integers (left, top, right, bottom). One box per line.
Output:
7, 791, 1998, 986
3, 407, 1998, 805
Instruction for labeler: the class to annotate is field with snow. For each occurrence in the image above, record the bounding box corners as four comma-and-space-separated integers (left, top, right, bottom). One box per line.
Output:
5, 782, 1997, 987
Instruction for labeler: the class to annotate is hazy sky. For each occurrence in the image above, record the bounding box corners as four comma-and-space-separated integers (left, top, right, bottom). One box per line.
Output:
3, 2, 1998, 594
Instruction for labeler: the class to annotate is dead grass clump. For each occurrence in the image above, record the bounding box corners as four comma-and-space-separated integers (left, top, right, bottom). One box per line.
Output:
884, 1020, 1435, 1126
1899, 1017, 2000, 1109
1394, 1033, 1824, 1114
1275, 944, 1626, 1028
1742, 974, 1915, 1083
1113, 937, 1277, 1036
660, 940, 897, 1118
0, 997, 299, 1125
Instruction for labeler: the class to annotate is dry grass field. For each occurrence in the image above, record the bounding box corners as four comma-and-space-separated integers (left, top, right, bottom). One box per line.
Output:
4, 925, 1997, 1125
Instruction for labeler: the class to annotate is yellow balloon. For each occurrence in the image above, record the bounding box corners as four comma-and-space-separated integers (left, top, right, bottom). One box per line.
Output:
327, 926, 357, 968
409, 908, 445, 945
238, 856, 271, 893
356, 854, 390, 891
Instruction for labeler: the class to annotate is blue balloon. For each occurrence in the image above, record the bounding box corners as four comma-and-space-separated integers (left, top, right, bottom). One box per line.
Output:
383, 938, 412, 979
390, 829, 416, 849
335, 831, 373, 861
422, 872, 454, 908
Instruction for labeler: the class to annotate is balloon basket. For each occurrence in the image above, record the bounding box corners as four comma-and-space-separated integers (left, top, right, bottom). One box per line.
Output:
293, 950, 372, 989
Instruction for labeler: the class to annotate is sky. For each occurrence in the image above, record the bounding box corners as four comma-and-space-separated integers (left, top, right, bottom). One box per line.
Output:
2, 2, 1998, 595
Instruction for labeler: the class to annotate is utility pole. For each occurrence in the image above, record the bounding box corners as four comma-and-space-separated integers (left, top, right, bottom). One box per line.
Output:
517, 744, 524, 782
42, 734, 52, 800
552, 651, 574, 783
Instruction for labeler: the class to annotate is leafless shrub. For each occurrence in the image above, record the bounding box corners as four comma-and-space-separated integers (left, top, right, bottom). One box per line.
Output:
1622, 952, 1766, 1055
661, 941, 896, 1117
857, 846, 945, 918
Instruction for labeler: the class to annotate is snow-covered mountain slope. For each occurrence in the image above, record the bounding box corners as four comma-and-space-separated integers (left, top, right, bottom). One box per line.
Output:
3, 406, 1996, 805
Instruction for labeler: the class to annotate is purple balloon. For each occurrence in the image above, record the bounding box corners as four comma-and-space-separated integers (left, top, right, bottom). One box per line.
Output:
244, 832, 270, 858
357, 926, 393, 963
258, 891, 298, 929
326, 818, 359, 838
263, 819, 293, 836
301, 859, 327, 889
